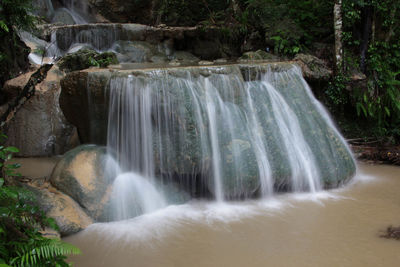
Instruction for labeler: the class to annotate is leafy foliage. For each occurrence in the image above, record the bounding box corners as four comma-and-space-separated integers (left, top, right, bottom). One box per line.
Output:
327, 0, 400, 141
0, 0, 35, 91
0, 0, 36, 34
0, 134, 81, 266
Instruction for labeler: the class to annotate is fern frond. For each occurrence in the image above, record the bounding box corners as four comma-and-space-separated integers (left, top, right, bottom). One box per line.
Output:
10, 239, 80, 267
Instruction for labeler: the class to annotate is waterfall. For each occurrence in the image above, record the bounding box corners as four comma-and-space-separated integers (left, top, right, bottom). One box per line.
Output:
102, 63, 356, 221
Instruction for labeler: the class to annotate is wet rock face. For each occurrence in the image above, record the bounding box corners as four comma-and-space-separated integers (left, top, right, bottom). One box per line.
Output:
2, 65, 75, 157
50, 145, 114, 220
60, 70, 110, 144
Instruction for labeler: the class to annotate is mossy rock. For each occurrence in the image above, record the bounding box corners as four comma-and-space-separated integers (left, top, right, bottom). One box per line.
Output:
58, 49, 118, 72
294, 53, 332, 81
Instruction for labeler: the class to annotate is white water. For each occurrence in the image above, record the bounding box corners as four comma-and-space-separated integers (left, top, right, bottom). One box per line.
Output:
111, 172, 167, 221
263, 81, 320, 192
100, 64, 355, 221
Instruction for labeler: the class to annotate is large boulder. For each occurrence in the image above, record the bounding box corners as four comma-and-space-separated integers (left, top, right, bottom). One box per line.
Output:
2, 65, 76, 157
50, 145, 114, 220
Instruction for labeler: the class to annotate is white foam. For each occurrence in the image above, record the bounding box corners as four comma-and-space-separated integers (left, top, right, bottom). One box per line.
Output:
77, 192, 353, 246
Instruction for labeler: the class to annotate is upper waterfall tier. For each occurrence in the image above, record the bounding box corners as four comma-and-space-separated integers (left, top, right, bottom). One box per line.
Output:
40, 23, 240, 62
60, 62, 355, 199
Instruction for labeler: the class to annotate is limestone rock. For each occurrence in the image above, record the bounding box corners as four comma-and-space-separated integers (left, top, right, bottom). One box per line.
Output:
112, 40, 156, 63
239, 50, 280, 62
3, 65, 75, 157
294, 53, 332, 81
60, 70, 110, 144
172, 51, 200, 62
214, 58, 228, 64
50, 145, 114, 220
198, 60, 213, 65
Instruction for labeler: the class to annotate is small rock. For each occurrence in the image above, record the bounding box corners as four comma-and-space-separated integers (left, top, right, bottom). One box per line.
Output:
198, 60, 213, 65
214, 58, 228, 64
169, 60, 181, 66
171, 51, 199, 62
294, 53, 332, 81
239, 50, 279, 62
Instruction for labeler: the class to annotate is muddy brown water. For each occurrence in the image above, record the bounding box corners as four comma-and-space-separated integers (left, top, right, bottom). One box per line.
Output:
62, 163, 400, 267
10, 157, 60, 179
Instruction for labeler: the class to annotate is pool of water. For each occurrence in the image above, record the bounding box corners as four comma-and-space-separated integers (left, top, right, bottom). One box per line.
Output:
65, 163, 400, 267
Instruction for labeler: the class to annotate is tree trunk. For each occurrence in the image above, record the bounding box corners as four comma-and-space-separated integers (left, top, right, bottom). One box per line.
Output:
334, 0, 343, 73
385, 7, 397, 43
360, 4, 373, 74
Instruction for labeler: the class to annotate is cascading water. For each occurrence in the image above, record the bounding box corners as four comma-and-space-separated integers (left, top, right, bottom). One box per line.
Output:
101, 63, 356, 221
53, 0, 89, 25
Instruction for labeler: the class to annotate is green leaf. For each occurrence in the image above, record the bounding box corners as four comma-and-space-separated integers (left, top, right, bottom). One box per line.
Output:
384, 106, 391, 116
4, 147, 19, 153
356, 102, 367, 117
0, 21, 9, 32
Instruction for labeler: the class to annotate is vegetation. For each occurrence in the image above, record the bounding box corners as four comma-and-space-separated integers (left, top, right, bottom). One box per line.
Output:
0, 134, 81, 266
0, 0, 36, 94
326, 0, 400, 142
